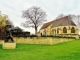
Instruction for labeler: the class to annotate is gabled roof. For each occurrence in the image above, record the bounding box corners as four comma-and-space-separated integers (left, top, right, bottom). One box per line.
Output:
51, 16, 76, 28
40, 20, 54, 30
40, 16, 76, 30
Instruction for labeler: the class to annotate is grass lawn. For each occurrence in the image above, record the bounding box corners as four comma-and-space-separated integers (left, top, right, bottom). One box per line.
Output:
0, 40, 80, 60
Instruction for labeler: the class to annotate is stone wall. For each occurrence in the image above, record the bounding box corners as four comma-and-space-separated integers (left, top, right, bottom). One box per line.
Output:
13, 37, 75, 44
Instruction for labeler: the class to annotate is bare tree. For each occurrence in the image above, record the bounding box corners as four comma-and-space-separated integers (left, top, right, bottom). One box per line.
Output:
68, 14, 77, 23
77, 15, 80, 25
77, 15, 80, 32
68, 14, 80, 24
56, 14, 64, 19
21, 6, 47, 35
68, 14, 80, 33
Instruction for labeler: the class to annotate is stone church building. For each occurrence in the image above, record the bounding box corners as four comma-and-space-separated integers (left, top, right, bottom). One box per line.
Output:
39, 16, 79, 38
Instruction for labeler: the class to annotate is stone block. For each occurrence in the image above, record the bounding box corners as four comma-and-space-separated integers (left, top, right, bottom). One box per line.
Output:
2, 42, 16, 49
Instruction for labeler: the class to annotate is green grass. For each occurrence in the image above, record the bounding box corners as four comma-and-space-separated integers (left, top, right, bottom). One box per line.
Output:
0, 40, 80, 60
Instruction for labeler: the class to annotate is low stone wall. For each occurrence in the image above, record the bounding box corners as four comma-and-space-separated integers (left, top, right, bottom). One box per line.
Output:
14, 37, 75, 44
0, 37, 75, 45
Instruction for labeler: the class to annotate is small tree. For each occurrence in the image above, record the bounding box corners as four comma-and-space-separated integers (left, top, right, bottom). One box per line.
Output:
0, 12, 14, 40
21, 6, 47, 35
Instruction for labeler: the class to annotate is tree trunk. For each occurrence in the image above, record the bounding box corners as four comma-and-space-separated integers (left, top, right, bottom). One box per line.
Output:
35, 27, 37, 35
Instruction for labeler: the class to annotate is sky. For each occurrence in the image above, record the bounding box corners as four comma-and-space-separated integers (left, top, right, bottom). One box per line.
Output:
0, 0, 80, 34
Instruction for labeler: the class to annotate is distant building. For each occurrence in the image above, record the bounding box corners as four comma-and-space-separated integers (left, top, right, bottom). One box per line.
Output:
39, 16, 79, 38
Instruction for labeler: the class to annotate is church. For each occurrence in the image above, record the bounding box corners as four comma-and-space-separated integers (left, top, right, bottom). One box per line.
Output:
39, 16, 79, 38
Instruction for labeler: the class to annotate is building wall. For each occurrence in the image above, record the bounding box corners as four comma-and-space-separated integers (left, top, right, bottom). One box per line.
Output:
39, 24, 52, 36
46, 25, 52, 36
39, 29, 45, 36
39, 25, 79, 38
51, 25, 79, 37
40, 25, 79, 36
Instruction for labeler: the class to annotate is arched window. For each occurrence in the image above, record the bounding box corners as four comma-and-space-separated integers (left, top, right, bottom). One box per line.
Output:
44, 29, 46, 35
57, 28, 59, 34
71, 27, 75, 33
63, 27, 67, 33
52, 29, 56, 34
41, 33, 42, 36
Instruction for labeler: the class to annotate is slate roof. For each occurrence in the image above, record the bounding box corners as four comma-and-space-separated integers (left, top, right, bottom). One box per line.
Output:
51, 16, 76, 28
40, 16, 76, 30
40, 20, 54, 30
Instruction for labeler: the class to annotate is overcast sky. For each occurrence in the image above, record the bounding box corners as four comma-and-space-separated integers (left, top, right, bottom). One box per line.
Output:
0, 0, 80, 34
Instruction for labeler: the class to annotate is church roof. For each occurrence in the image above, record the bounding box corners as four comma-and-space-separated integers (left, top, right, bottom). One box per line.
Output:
40, 20, 54, 30
40, 16, 76, 30
51, 16, 76, 28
